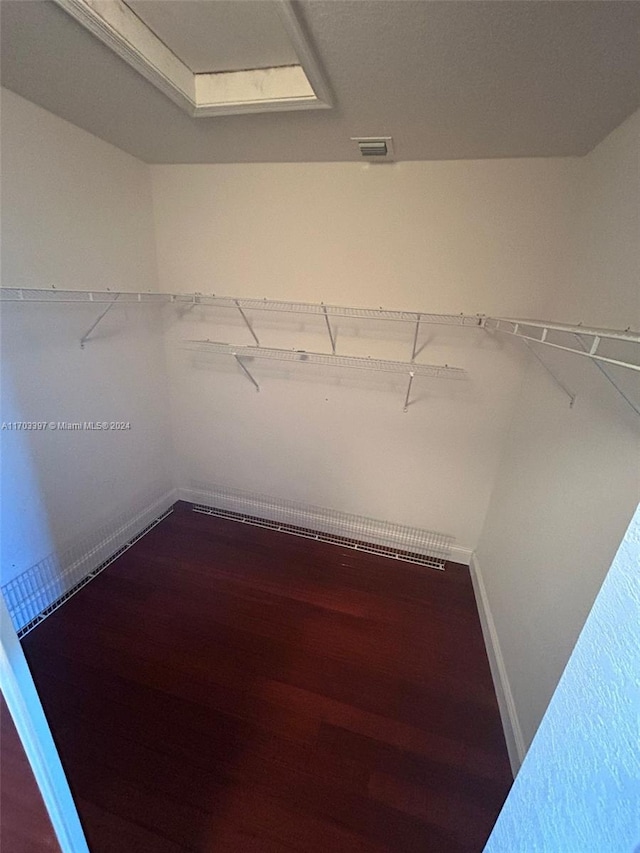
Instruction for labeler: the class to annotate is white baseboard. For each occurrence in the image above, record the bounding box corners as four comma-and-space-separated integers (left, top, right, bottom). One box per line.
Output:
2, 486, 178, 635
470, 552, 526, 776
449, 545, 473, 566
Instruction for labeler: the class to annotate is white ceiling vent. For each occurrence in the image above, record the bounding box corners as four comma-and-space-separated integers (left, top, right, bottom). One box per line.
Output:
352, 137, 395, 162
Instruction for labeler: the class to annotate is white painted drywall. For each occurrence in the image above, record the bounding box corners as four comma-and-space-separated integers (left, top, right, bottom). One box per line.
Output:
552, 108, 640, 329
0, 89, 174, 586
151, 158, 577, 552
151, 159, 576, 316
475, 108, 640, 760
486, 503, 640, 852
0, 87, 158, 292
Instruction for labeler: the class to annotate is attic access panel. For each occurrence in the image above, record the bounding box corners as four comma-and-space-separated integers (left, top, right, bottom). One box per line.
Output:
53, 0, 332, 117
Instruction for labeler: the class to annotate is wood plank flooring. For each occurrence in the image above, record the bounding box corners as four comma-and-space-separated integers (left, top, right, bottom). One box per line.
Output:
21, 503, 511, 852
1, 696, 60, 852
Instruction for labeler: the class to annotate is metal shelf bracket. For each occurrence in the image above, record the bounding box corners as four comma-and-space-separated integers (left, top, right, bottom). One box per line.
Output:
403, 372, 415, 413
574, 334, 640, 418
411, 314, 421, 362
235, 300, 260, 346
233, 354, 260, 392
522, 339, 576, 408
178, 294, 198, 317
80, 293, 121, 348
322, 305, 337, 354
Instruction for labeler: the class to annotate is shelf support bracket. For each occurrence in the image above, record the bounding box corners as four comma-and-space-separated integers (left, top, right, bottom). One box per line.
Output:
403, 371, 415, 413
235, 300, 260, 346
522, 340, 576, 408
179, 295, 198, 317
411, 313, 422, 362
80, 293, 120, 348
322, 306, 337, 354
574, 334, 640, 418
234, 354, 260, 392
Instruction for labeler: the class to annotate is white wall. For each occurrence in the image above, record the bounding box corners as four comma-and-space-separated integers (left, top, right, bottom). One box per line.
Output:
0, 89, 174, 591
151, 159, 576, 553
553, 108, 640, 329
151, 159, 576, 315
486, 504, 640, 852
1, 89, 158, 293
475, 109, 640, 762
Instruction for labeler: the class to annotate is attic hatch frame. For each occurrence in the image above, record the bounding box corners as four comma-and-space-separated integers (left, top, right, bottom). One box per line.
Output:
52, 0, 332, 117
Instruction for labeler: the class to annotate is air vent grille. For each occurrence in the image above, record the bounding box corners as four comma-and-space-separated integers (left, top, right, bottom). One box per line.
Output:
351, 136, 395, 161
359, 141, 387, 157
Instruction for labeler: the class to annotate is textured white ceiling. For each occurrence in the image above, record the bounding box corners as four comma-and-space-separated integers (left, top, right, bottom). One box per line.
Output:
1, 1, 639, 163
125, 1, 299, 74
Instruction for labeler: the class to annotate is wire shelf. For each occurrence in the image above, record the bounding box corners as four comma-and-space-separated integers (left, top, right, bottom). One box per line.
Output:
1, 488, 176, 636
186, 481, 453, 566
183, 341, 467, 380
0, 287, 480, 326
484, 316, 640, 372
193, 504, 447, 570
171, 294, 481, 326
0, 288, 172, 304
486, 317, 640, 343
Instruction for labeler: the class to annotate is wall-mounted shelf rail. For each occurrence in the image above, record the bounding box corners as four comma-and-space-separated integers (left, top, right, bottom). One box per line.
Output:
171, 294, 482, 327
483, 317, 640, 372
0, 288, 481, 324
183, 340, 467, 411
0, 287, 172, 304
484, 316, 640, 417
4, 290, 637, 404
0, 289, 483, 358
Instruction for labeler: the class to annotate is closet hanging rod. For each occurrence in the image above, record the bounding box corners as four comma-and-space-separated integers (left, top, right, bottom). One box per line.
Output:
183, 341, 468, 380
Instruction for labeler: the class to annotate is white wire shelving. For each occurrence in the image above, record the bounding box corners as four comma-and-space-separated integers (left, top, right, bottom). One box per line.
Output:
0, 288, 173, 348
171, 293, 482, 325
3, 289, 638, 412
483, 316, 640, 416
0, 288, 482, 356
483, 317, 640, 372
0, 287, 480, 323
0, 287, 171, 304
183, 341, 467, 411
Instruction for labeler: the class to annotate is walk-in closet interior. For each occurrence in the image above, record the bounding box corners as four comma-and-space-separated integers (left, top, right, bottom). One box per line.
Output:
1, 2, 639, 852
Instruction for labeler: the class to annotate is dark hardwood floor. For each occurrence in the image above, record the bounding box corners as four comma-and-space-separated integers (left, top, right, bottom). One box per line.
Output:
1, 696, 60, 852
21, 503, 511, 852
